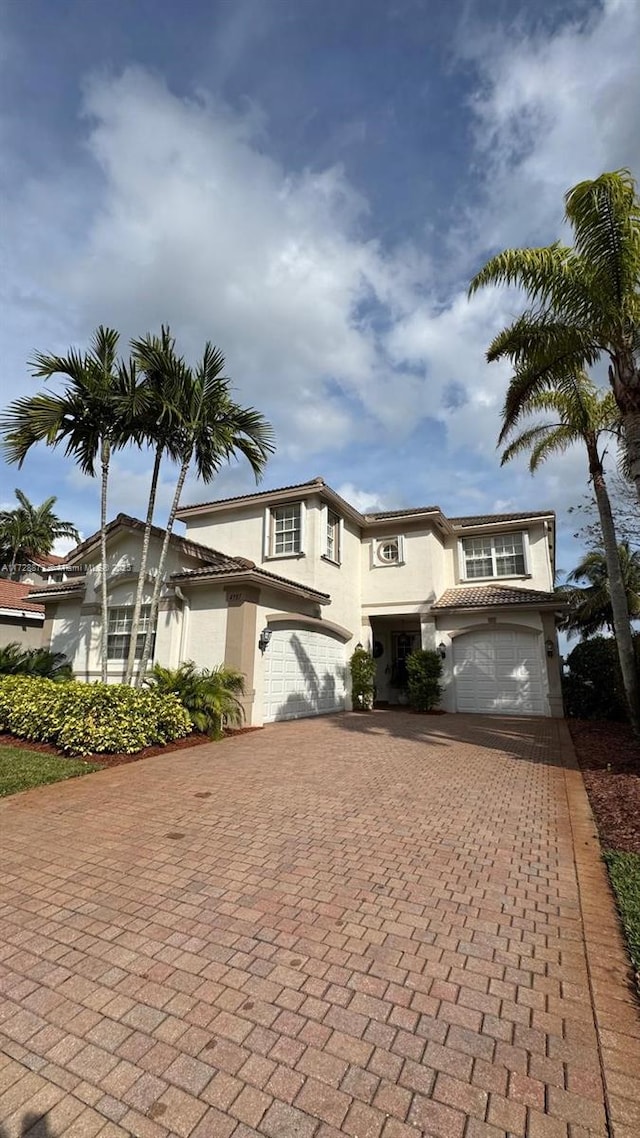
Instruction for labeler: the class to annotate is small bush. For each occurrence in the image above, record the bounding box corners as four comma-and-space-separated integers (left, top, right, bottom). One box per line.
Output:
406, 649, 443, 712
0, 641, 73, 681
146, 661, 245, 738
0, 676, 192, 757
350, 646, 376, 710
562, 636, 640, 721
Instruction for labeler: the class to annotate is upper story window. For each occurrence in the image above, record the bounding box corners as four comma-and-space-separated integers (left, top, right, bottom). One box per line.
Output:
372, 535, 405, 567
325, 510, 340, 562
461, 531, 526, 579
271, 504, 302, 556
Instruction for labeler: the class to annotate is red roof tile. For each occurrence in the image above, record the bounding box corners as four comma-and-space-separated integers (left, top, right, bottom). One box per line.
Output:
432, 584, 561, 610
0, 578, 45, 615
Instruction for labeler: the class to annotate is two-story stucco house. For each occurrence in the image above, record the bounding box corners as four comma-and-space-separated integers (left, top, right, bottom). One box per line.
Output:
29, 477, 564, 723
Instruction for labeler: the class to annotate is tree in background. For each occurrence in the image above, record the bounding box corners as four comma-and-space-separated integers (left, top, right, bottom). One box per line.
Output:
1, 328, 148, 681
561, 544, 640, 638
469, 169, 640, 506
570, 470, 640, 549
0, 490, 79, 577
497, 373, 640, 731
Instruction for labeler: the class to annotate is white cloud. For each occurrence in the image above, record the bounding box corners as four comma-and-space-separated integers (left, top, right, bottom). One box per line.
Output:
334, 483, 388, 514
460, 0, 640, 253
1, 0, 639, 536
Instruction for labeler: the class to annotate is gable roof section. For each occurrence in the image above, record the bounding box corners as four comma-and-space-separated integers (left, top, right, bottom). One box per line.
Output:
63, 513, 252, 570
0, 578, 45, 616
432, 584, 561, 611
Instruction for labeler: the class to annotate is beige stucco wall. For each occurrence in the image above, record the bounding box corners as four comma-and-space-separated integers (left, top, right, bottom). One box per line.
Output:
181, 588, 229, 671
47, 530, 208, 681
0, 617, 43, 650
361, 526, 443, 611
183, 494, 362, 638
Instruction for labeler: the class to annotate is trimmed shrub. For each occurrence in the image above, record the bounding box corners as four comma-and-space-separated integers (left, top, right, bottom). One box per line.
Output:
562, 636, 640, 721
0, 676, 192, 756
406, 649, 443, 712
350, 646, 376, 710
145, 662, 245, 738
0, 641, 73, 681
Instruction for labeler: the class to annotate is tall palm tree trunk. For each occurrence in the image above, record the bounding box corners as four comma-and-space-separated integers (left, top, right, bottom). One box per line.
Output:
124, 444, 163, 685
99, 441, 110, 684
588, 445, 640, 733
135, 453, 192, 687
622, 409, 640, 507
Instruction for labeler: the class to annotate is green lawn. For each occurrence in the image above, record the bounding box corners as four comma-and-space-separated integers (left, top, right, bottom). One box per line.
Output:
0, 744, 102, 797
604, 850, 640, 977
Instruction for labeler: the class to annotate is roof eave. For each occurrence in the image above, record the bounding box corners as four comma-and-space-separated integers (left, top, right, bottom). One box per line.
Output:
0, 606, 44, 620
171, 569, 330, 606
433, 600, 565, 615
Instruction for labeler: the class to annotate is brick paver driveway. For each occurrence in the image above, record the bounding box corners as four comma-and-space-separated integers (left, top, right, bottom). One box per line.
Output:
1, 713, 639, 1138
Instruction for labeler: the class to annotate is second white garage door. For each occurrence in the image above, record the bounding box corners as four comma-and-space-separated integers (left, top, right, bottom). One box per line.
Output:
453, 628, 547, 716
263, 626, 347, 723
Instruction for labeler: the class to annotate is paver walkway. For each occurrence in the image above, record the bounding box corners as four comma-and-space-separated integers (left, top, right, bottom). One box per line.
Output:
0, 713, 639, 1138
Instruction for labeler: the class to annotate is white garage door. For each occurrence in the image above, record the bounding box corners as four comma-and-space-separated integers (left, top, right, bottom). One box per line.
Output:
453, 629, 547, 716
263, 626, 347, 723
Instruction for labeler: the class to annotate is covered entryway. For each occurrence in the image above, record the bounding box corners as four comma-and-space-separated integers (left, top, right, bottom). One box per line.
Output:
452, 627, 547, 715
263, 625, 347, 722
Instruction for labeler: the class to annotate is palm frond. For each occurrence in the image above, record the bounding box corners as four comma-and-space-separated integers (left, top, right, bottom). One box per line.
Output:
565, 170, 640, 316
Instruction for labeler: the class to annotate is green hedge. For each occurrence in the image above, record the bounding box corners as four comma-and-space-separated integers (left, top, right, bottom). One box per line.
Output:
562, 635, 640, 721
406, 649, 443, 711
0, 676, 192, 757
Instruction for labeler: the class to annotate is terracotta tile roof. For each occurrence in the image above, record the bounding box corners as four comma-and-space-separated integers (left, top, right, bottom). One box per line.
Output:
172, 564, 330, 602
449, 510, 555, 527
26, 580, 85, 599
0, 578, 45, 615
28, 552, 66, 567
432, 584, 561, 610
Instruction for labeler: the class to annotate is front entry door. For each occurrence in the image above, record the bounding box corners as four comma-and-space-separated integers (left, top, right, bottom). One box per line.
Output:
390, 631, 417, 694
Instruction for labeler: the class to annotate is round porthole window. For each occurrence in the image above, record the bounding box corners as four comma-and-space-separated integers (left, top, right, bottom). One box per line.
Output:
378, 540, 399, 562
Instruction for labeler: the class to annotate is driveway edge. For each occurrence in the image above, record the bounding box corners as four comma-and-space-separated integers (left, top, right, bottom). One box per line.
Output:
558, 718, 640, 1137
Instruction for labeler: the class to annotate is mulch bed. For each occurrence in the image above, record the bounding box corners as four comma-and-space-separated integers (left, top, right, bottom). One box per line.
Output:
0, 726, 261, 769
569, 719, 640, 854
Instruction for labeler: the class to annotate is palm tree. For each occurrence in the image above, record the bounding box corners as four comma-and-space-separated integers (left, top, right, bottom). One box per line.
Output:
145, 661, 245, 737
0, 490, 80, 577
0, 327, 146, 682
469, 169, 640, 505
499, 372, 640, 731
123, 327, 186, 685
561, 544, 640, 639
135, 343, 275, 685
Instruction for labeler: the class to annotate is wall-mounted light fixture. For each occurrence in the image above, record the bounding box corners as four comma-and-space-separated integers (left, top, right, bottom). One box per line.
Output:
545, 638, 555, 658
258, 627, 273, 653
438, 641, 447, 659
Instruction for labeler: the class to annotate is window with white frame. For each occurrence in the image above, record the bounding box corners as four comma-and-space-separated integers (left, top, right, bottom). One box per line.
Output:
107, 604, 155, 660
461, 532, 526, 579
271, 504, 302, 555
373, 535, 405, 566
325, 510, 340, 562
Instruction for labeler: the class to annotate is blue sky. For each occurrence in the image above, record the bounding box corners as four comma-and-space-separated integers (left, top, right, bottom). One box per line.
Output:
1, 0, 638, 576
